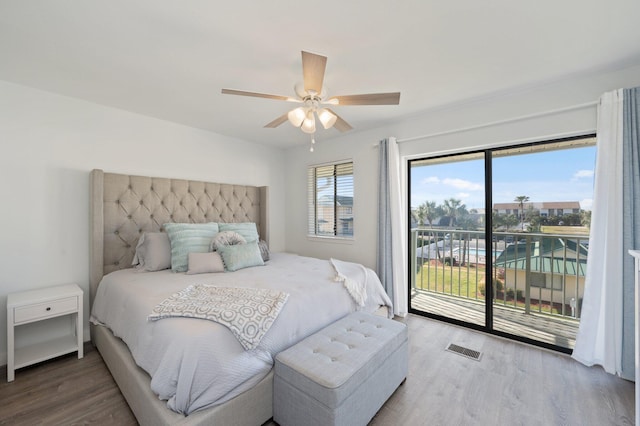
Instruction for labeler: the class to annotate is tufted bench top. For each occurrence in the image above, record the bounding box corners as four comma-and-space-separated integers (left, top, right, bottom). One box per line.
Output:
274, 311, 407, 408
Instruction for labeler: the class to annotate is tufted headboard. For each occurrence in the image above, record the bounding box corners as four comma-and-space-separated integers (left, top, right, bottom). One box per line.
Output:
89, 169, 268, 306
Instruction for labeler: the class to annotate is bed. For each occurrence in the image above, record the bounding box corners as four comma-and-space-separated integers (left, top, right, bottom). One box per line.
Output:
88, 169, 392, 426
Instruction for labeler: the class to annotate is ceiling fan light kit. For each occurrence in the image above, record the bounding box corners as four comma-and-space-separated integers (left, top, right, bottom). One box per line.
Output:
222, 50, 400, 150
287, 107, 306, 127
317, 108, 337, 129
300, 110, 316, 134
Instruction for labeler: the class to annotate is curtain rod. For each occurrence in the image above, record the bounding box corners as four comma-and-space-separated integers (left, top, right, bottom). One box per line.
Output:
396, 101, 598, 144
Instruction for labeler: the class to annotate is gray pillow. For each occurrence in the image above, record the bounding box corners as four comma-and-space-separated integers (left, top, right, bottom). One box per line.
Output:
132, 232, 171, 271
258, 239, 270, 262
218, 241, 264, 272
186, 252, 225, 274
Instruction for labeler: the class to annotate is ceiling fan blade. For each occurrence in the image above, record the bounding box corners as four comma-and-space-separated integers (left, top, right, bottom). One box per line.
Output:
264, 113, 289, 128
326, 109, 353, 132
221, 88, 294, 102
302, 51, 327, 95
327, 92, 401, 106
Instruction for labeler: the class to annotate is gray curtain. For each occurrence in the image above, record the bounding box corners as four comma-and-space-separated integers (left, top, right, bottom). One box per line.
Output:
377, 138, 394, 299
621, 87, 640, 379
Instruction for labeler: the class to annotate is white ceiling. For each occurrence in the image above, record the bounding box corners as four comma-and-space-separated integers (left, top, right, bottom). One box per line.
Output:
1, 1, 639, 148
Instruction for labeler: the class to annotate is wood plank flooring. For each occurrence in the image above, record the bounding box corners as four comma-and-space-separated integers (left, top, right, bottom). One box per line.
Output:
0, 315, 634, 425
0, 343, 136, 425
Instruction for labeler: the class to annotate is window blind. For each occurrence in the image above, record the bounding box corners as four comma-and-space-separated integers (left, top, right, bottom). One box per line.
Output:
308, 161, 354, 238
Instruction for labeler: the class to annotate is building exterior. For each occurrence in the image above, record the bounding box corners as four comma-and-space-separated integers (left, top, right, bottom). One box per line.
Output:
316, 195, 354, 236
493, 201, 581, 217
493, 237, 587, 311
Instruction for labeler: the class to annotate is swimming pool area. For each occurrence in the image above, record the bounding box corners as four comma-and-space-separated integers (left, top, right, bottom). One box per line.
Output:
452, 247, 503, 264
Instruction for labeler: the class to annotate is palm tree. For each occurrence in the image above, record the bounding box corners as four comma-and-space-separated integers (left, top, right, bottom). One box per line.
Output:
455, 215, 477, 266
412, 201, 438, 228
413, 204, 427, 227
514, 195, 530, 230
422, 201, 438, 228
442, 198, 467, 227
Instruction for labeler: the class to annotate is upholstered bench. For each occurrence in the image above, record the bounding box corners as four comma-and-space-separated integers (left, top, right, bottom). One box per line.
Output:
273, 311, 408, 426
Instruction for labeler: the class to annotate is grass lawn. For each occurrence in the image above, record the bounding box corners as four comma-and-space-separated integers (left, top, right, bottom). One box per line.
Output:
415, 262, 486, 300
415, 262, 563, 315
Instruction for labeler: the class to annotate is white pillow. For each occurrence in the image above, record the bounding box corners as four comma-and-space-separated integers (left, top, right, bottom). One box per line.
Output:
186, 252, 225, 274
209, 230, 246, 251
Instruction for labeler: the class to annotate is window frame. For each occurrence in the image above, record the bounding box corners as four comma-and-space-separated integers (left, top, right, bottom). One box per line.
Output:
307, 159, 355, 242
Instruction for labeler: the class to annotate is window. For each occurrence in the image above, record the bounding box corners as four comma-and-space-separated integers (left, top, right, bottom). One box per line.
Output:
308, 161, 354, 238
530, 272, 563, 290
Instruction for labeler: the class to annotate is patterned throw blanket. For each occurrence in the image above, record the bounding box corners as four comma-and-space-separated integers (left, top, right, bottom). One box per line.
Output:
148, 284, 289, 350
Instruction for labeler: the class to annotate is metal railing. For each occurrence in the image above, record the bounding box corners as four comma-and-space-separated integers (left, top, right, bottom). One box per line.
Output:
411, 228, 587, 320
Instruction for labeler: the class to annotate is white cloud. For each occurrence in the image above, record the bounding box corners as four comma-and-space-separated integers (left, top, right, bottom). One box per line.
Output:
442, 178, 483, 191
421, 176, 440, 185
572, 170, 594, 180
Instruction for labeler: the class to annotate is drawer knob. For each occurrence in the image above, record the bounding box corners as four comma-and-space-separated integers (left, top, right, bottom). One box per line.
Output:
46, 307, 51, 311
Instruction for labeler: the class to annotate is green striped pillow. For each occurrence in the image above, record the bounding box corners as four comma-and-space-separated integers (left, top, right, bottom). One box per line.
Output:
218, 222, 259, 243
163, 222, 219, 272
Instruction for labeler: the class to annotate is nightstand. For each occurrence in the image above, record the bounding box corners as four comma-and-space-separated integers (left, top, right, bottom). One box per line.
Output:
6, 283, 83, 382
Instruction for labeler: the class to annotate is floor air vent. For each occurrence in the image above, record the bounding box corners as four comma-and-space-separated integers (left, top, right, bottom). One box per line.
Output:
446, 343, 482, 361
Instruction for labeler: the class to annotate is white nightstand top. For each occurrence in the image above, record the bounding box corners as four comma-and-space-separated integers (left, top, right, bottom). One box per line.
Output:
7, 283, 83, 308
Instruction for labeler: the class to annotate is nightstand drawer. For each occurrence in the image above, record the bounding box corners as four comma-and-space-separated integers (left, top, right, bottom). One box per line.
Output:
14, 296, 78, 324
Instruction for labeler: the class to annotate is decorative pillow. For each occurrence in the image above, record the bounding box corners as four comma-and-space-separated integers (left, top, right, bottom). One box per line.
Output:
163, 222, 219, 272
218, 222, 259, 243
131, 232, 171, 271
209, 230, 246, 252
186, 252, 225, 274
257, 239, 270, 262
218, 241, 264, 272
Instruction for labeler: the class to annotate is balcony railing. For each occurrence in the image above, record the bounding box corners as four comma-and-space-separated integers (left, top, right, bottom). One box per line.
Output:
410, 228, 588, 321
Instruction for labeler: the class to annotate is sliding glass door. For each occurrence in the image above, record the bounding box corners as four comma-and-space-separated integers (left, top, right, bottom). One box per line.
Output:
409, 136, 596, 352
409, 152, 487, 327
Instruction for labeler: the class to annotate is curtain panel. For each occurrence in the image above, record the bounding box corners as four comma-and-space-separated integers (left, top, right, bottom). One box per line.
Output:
377, 138, 408, 317
572, 87, 640, 380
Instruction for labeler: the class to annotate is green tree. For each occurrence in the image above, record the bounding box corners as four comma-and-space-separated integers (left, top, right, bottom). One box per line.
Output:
514, 195, 530, 230
413, 205, 426, 227
455, 214, 478, 266
581, 209, 592, 228
492, 211, 505, 230
441, 198, 467, 227
504, 214, 519, 231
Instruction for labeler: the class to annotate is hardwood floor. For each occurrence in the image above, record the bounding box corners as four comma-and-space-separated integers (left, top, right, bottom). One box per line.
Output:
371, 315, 634, 426
0, 315, 634, 425
0, 343, 136, 425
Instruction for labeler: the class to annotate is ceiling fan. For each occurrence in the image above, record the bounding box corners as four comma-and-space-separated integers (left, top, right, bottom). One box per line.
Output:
221, 51, 400, 140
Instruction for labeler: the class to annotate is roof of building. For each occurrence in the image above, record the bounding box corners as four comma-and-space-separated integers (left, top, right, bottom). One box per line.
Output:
317, 195, 353, 207
494, 237, 588, 276
493, 201, 581, 210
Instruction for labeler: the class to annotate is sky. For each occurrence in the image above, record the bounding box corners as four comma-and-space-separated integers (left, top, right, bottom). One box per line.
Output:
410, 145, 596, 212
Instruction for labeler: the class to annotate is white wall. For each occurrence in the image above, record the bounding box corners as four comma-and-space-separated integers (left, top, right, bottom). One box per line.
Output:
3, 61, 640, 367
284, 62, 640, 271
0, 81, 286, 364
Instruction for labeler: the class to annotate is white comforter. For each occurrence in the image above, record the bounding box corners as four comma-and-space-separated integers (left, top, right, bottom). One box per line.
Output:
90, 253, 392, 415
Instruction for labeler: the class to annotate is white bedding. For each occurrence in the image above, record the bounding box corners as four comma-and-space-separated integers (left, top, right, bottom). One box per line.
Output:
90, 252, 392, 415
